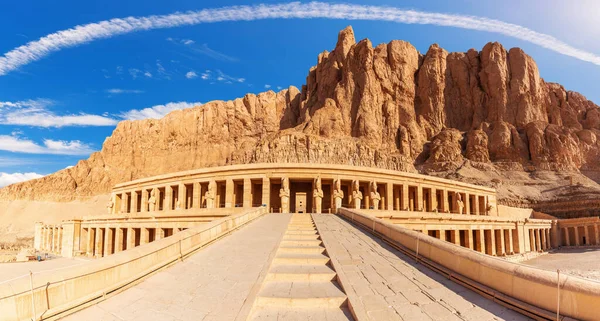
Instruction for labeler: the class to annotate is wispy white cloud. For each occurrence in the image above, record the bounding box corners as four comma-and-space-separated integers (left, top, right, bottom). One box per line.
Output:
200, 69, 245, 84
277, 86, 282, 90
1, 2, 600, 76
106, 88, 144, 94
144, 71, 152, 78
264, 84, 271, 89
0, 99, 118, 127
0, 135, 95, 155
183, 39, 195, 45
191, 44, 238, 62
120, 101, 201, 120
185, 71, 198, 79
0, 172, 44, 187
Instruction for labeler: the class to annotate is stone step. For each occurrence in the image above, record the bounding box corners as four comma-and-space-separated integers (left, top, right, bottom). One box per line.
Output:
280, 240, 323, 247
286, 226, 317, 231
277, 246, 325, 254
249, 306, 353, 321
273, 253, 330, 265
255, 281, 347, 308
265, 264, 337, 282
283, 234, 320, 240
285, 229, 318, 235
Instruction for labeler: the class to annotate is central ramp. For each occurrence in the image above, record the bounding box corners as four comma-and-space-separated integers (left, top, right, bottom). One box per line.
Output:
247, 214, 353, 320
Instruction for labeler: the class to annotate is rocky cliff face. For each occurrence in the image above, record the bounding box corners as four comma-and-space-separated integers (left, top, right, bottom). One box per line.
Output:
1, 26, 599, 216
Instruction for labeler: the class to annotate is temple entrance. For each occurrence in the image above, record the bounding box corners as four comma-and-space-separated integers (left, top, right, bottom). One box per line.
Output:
296, 192, 307, 213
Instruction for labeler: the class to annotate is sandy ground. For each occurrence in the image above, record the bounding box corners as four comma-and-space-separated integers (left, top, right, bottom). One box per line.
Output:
523, 248, 600, 282
0, 194, 108, 245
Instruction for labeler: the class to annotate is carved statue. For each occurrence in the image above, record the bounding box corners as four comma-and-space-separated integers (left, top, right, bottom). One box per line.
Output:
313, 176, 324, 213
456, 193, 465, 214
486, 203, 495, 216
205, 180, 216, 208
106, 195, 114, 214
279, 177, 290, 213
352, 180, 363, 209
370, 181, 381, 210
148, 189, 157, 212
333, 179, 344, 212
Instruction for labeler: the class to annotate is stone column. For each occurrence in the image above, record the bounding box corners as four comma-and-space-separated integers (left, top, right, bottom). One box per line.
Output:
115, 228, 124, 253
416, 185, 423, 211
584, 225, 591, 245
121, 192, 129, 213
464, 193, 471, 215
243, 178, 252, 208
386, 182, 393, 211
141, 228, 150, 245
262, 177, 270, 209
546, 229, 552, 249
476, 230, 485, 253
506, 229, 514, 254
127, 227, 135, 250
225, 179, 234, 208
165, 186, 173, 211
393, 186, 400, 211
439, 230, 446, 242
574, 227, 580, 246
465, 229, 474, 250
156, 228, 165, 240
450, 230, 460, 245
535, 229, 542, 251
541, 229, 547, 250
51, 226, 57, 252
104, 228, 114, 257
87, 227, 95, 257
95, 228, 104, 258
441, 189, 449, 213
178, 183, 186, 209
131, 191, 138, 213
595, 224, 600, 245
402, 184, 409, 211
564, 227, 570, 246
193, 182, 201, 208
485, 230, 496, 255
34, 222, 43, 251
474, 195, 480, 215
496, 229, 505, 256
141, 189, 149, 212
528, 229, 535, 251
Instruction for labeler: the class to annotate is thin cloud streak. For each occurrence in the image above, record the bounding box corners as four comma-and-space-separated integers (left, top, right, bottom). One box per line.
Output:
0, 172, 44, 187
1, 2, 600, 76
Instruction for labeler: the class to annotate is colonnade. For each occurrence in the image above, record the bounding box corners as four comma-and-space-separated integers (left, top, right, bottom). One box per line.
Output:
38, 225, 63, 254
109, 174, 495, 216
82, 226, 185, 258
561, 224, 600, 246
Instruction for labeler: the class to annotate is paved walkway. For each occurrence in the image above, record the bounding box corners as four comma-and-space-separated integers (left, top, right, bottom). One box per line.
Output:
64, 214, 291, 321
523, 247, 600, 282
313, 214, 530, 321
0, 256, 89, 284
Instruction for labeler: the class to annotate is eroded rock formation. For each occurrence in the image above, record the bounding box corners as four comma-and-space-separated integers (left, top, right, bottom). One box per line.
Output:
1, 26, 599, 216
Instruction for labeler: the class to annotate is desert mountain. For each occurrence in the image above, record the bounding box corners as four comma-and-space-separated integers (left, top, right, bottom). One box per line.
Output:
1, 26, 599, 217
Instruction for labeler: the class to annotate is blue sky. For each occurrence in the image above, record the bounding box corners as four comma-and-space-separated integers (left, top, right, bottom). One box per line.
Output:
1, 0, 600, 186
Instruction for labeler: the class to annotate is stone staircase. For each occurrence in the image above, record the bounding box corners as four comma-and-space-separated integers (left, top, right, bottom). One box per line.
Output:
247, 214, 354, 320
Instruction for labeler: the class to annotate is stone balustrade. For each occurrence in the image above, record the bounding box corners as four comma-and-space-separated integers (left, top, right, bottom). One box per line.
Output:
338, 208, 600, 320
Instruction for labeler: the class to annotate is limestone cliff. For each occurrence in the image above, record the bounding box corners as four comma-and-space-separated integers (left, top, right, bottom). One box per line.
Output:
1, 26, 599, 217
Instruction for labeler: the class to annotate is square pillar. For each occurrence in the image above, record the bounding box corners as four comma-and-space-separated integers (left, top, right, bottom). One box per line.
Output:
541, 229, 547, 250
104, 228, 114, 257
127, 227, 135, 250
441, 190, 449, 213
574, 227, 580, 246
262, 177, 270, 209
193, 182, 202, 208
450, 230, 460, 245
495, 229, 505, 256
506, 229, 514, 254
225, 179, 234, 208
393, 186, 400, 211
546, 229, 552, 249
563, 227, 570, 246
386, 182, 393, 211
465, 229, 474, 250
416, 185, 423, 211
529, 229, 535, 251
87, 227, 95, 257
464, 193, 471, 215
141, 228, 150, 245
473, 195, 480, 215
178, 183, 186, 209
584, 225, 590, 245
34, 222, 43, 251
141, 189, 149, 212
121, 192, 129, 213
156, 228, 165, 240
165, 186, 173, 211
535, 229, 542, 251
485, 229, 496, 256
438, 230, 446, 242
94, 228, 104, 258
61, 220, 81, 258
115, 228, 124, 253
475, 230, 485, 253
400, 184, 408, 211
131, 191, 139, 213
429, 187, 437, 212
243, 178, 252, 208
